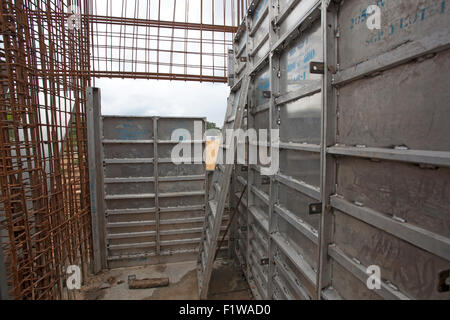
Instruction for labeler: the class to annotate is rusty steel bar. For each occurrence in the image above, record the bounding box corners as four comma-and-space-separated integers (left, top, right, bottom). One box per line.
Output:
0, 0, 246, 299
0, 0, 92, 300
86, 0, 244, 82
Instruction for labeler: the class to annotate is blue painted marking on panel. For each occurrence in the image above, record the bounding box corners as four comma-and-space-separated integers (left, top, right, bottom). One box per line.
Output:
256, 69, 270, 105
287, 62, 296, 72
285, 35, 318, 84
116, 123, 148, 140
303, 49, 316, 64
349, 0, 448, 46
253, 0, 269, 22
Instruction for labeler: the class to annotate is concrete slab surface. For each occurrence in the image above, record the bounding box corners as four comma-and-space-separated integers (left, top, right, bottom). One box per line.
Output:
78, 259, 252, 300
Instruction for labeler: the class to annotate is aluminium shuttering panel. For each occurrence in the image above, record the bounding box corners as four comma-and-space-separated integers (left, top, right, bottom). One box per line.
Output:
229, 0, 450, 300
104, 116, 207, 268
87, 99, 210, 269
319, 0, 450, 300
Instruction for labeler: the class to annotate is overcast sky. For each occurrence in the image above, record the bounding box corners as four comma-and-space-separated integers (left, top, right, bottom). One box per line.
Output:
95, 78, 229, 125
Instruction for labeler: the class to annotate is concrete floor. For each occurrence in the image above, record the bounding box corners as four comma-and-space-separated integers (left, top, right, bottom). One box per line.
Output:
78, 259, 253, 300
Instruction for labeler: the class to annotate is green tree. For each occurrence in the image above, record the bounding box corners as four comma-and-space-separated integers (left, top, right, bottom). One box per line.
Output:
206, 121, 219, 130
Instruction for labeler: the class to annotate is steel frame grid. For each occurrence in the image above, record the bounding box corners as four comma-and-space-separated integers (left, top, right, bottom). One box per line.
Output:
0, 0, 92, 300
88, 0, 249, 83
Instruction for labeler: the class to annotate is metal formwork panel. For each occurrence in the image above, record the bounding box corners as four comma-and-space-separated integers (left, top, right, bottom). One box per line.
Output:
228, 0, 324, 300
228, 0, 449, 301
271, 1, 323, 300
319, 0, 450, 300
93, 114, 206, 269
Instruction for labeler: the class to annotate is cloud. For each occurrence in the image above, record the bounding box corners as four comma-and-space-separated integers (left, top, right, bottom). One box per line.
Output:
95, 78, 229, 125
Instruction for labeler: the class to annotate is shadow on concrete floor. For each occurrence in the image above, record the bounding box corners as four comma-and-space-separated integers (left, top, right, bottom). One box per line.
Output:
78, 259, 252, 300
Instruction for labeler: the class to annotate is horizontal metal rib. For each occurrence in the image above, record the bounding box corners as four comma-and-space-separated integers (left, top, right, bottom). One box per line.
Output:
107, 220, 156, 228
231, 74, 244, 92
249, 223, 268, 249
160, 205, 204, 213
104, 177, 155, 184
236, 43, 247, 59
249, 262, 268, 299
107, 230, 156, 240
236, 61, 247, 76
328, 245, 410, 300
279, 142, 321, 153
249, 33, 269, 57
274, 0, 301, 26
272, 0, 321, 52
275, 81, 321, 105
249, 52, 270, 76
276, 258, 311, 300
249, 6, 269, 37
160, 238, 201, 246
159, 175, 205, 182
249, 206, 269, 233
250, 186, 270, 205
160, 216, 204, 225
104, 158, 154, 164
333, 31, 450, 87
272, 275, 293, 300
271, 232, 317, 286
249, 250, 268, 285
275, 173, 321, 200
103, 139, 153, 144
158, 191, 204, 198
160, 227, 203, 236
327, 146, 450, 167
331, 196, 450, 261
108, 241, 156, 250
108, 238, 201, 251
105, 193, 155, 200
107, 248, 198, 261
158, 140, 205, 144
106, 208, 156, 215
274, 204, 319, 245
251, 102, 270, 115
158, 157, 203, 163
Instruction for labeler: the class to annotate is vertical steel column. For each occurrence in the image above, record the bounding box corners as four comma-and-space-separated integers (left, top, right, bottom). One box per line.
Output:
87, 87, 107, 274
267, 0, 281, 300
153, 117, 161, 255
317, 0, 338, 299
243, 13, 257, 296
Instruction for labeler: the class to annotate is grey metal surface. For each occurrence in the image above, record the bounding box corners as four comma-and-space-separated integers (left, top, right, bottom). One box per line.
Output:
90, 113, 207, 269
318, 0, 450, 300
87, 87, 107, 273
228, 0, 450, 300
